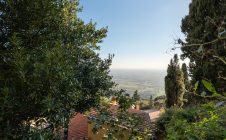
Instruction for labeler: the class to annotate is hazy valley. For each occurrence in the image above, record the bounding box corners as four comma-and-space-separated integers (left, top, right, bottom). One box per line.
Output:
110, 69, 166, 99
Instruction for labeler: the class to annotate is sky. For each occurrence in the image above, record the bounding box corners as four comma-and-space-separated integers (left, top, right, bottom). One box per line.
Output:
79, 0, 191, 70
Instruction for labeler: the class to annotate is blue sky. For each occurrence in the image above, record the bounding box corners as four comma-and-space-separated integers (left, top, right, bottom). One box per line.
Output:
79, 0, 191, 70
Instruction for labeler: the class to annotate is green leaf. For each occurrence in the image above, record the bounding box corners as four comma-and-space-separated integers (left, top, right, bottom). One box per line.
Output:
201, 80, 217, 93
194, 81, 199, 92
212, 93, 221, 97
201, 91, 206, 96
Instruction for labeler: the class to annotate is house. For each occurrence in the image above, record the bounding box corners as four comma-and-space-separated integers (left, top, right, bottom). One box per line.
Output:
67, 98, 161, 140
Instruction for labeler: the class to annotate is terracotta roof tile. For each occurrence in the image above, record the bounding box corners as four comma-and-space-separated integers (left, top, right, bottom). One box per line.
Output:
68, 113, 88, 140
67, 106, 160, 139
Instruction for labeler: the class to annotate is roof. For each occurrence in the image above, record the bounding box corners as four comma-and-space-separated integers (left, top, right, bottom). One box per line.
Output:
68, 113, 88, 140
67, 106, 160, 139
109, 105, 152, 123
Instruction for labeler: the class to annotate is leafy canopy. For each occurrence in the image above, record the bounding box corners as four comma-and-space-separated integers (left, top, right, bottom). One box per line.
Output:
0, 0, 114, 138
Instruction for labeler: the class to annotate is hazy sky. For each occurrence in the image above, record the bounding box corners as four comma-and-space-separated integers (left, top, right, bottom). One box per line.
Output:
79, 0, 191, 70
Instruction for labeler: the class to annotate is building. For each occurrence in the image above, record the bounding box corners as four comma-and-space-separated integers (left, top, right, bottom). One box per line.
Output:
67, 98, 161, 140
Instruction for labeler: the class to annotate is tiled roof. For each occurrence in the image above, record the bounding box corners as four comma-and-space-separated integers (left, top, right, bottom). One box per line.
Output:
68, 113, 88, 140
109, 105, 151, 122
67, 106, 160, 140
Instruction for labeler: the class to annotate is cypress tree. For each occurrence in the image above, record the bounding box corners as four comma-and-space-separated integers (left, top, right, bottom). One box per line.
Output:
182, 63, 189, 90
133, 90, 140, 103
165, 54, 185, 107
181, 0, 226, 93
149, 95, 154, 108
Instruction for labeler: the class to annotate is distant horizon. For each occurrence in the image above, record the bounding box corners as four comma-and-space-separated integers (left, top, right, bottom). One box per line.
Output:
110, 68, 166, 71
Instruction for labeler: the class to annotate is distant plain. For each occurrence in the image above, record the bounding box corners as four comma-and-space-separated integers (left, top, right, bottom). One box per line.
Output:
110, 69, 166, 99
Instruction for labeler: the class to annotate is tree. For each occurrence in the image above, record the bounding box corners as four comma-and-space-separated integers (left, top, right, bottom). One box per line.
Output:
149, 95, 154, 108
180, 0, 226, 94
132, 90, 140, 103
0, 0, 114, 139
181, 63, 189, 89
165, 54, 185, 108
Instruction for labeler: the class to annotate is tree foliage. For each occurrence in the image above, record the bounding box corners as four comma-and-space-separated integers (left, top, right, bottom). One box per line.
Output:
181, 63, 189, 90
157, 103, 226, 140
149, 95, 154, 108
180, 0, 226, 94
132, 90, 140, 103
165, 54, 185, 108
159, 0, 226, 139
0, 0, 114, 138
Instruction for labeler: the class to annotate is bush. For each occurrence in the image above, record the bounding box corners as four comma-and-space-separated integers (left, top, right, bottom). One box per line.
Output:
157, 102, 226, 140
